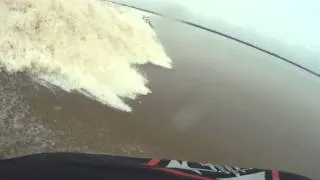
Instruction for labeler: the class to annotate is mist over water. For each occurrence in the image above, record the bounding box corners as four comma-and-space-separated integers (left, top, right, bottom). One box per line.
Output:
0, 73, 54, 158
0, 0, 171, 112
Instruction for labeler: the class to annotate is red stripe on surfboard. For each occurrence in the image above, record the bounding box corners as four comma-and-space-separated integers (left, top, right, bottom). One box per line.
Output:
146, 159, 161, 166
155, 168, 211, 180
272, 169, 280, 180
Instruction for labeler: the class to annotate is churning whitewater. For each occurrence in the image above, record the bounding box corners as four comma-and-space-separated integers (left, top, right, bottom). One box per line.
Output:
0, 0, 172, 112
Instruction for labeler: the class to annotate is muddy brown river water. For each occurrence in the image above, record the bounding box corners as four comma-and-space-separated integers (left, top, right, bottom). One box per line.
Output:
0, 11, 320, 179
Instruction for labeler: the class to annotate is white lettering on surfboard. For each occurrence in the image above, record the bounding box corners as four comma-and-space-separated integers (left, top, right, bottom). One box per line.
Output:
166, 160, 253, 177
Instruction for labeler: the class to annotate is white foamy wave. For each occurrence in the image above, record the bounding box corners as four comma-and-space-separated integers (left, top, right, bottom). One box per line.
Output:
0, 0, 171, 112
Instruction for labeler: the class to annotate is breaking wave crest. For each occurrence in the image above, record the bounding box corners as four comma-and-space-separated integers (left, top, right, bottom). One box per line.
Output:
0, 0, 171, 112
